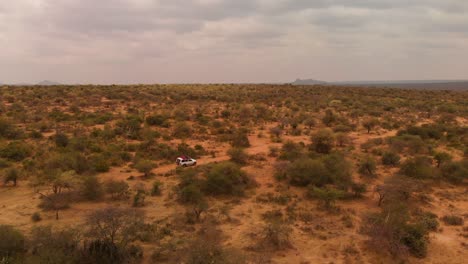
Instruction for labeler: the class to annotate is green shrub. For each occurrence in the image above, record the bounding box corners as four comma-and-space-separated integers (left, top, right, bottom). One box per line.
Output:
105, 180, 129, 200
151, 181, 163, 196
287, 158, 328, 187
382, 151, 400, 166
279, 141, 304, 161
172, 122, 192, 138
3, 167, 20, 186
90, 154, 110, 173
227, 148, 249, 165
133, 190, 146, 207
442, 215, 464, 226
400, 156, 436, 179
31, 212, 42, 222
134, 159, 155, 177
311, 129, 335, 154
0, 141, 31, 161
146, 114, 170, 127
402, 224, 428, 258
81, 176, 104, 201
179, 184, 204, 204
358, 156, 377, 178
0, 225, 25, 259
230, 131, 250, 148
440, 160, 468, 183
433, 152, 452, 168
204, 162, 251, 196
308, 186, 345, 210
54, 133, 69, 148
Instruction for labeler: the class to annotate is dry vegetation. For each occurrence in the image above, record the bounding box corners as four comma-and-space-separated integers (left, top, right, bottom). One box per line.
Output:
0, 84, 467, 264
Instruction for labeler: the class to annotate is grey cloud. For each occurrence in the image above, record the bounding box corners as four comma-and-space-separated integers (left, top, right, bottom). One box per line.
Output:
0, 0, 467, 84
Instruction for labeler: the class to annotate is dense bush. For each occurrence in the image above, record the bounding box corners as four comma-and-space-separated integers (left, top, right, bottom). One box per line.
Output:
279, 141, 304, 161
105, 180, 129, 200
0, 141, 31, 161
287, 158, 328, 187
230, 131, 250, 148
440, 160, 468, 183
81, 175, 104, 201
400, 156, 436, 179
0, 225, 25, 260
227, 147, 249, 165
382, 151, 400, 166
358, 156, 377, 178
311, 129, 335, 154
308, 186, 345, 210
204, 162, 251, 196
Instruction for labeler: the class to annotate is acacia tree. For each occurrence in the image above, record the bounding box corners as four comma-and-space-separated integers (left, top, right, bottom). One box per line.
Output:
311, 129, 335, 154
86, 207, 145, 246
434, 152, 452, 168
134, 160, 154, 178
3, 168, 19, 186
362, 118, 379, 134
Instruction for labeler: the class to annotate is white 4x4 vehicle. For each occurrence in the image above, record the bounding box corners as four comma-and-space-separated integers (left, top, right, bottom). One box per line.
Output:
176, 156, 197, 167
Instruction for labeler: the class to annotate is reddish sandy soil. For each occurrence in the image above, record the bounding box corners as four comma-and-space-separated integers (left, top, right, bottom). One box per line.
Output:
0, 124, 466, 264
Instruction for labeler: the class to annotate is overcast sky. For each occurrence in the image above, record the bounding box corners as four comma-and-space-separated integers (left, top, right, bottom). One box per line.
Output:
1, 0, 467, 84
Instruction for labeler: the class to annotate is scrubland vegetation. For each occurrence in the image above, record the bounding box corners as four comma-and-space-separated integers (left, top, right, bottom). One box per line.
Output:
0, 84, 467, 263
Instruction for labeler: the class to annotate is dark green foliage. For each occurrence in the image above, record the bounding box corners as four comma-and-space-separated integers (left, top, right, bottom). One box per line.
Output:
179, 184, 204, 204
401, 224, 428, 258
351, 183, 367, 198
227, 147, 249, 165
0, 141, 31, 161
230, 131, 250, 148
115, 115, 143, 139
204, 162, 251, 196
134, 159, 154, 177
417, 212, 439, 231
311, 129, 335, 154
28, 226, 81, 264
433, 152, 452, 168
260, 219, 293, 250
133, 190, 146, 207
85, 207, 146, 263
54, 132, 69, 148
362, 118, 379, 133
308, 186, 345, 210
321, 153, 352, 189
442, 215, 464, 226
382, 151, 400, 166
146, 114, 170, 127
105, 180, 129, 200
0, 225, 25, 259
400, 156, 436, 179
358, 156, 377, 177
364, 202, 430, 258
3, 167, 19, 186
81, 176, 104, 201
398, 125, 443, 140
151, 181, 163, 196
322, 109, 336, 127
173, 122, 192, 138
440, 160, 468, 183
0, 118, 21, 139
31, 212, 42, 222
287, 158, 328, 187
279, 141, 304, 161
90, 154, 110, 173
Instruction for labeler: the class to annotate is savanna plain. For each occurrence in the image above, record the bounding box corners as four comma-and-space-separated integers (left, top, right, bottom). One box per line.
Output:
0, 84, 466, 264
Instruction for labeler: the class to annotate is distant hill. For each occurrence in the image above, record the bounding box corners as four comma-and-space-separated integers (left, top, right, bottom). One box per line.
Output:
292, 78, 468, 90
292, 78, 327, 85
37, 80, 61, 86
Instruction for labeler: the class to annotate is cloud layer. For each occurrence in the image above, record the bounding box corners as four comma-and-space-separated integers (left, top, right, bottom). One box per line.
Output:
1, 0, 467, 84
